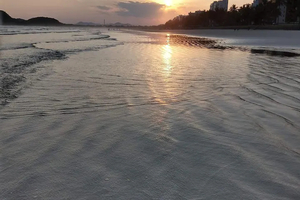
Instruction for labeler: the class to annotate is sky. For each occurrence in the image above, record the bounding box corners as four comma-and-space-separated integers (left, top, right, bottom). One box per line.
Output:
1, 0, 252, 25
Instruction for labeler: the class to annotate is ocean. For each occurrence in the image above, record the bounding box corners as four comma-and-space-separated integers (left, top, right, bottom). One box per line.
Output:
0, 26, 300, 199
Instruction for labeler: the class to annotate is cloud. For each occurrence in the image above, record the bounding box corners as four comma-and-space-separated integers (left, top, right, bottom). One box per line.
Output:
97, 6, 111, 11
116, 1, 165, 18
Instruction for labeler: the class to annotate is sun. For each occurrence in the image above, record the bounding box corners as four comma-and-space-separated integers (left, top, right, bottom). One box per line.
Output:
165, 0, 172, 6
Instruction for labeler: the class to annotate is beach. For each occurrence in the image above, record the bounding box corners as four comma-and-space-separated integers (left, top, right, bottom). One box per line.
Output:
1, 26, 300, 199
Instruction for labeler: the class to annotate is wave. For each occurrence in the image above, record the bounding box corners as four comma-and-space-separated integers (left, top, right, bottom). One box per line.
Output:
0, 33, 112, 51
0, 27, 81, 35
0, 28, 121, 107
0, 43, 35, 51
33, 39, 122, 53
0, 49, 66, 106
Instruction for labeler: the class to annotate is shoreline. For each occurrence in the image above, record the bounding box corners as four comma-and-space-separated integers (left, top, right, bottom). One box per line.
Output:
122, 29, 300, 58
130, 28, 300, 52
1, 23, 300, 30
131, 23, 300, 31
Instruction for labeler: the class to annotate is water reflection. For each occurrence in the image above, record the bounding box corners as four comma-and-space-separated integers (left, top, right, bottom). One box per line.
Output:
147, 34, 177, 150
147, 34, 175, 106
163, 34, 172, 73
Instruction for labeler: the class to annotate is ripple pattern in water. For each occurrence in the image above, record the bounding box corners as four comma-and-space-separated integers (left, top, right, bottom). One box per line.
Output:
0, 27, 300, 200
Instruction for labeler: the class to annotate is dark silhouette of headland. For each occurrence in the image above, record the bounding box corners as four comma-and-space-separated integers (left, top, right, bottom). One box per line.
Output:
0, 10, 63, 26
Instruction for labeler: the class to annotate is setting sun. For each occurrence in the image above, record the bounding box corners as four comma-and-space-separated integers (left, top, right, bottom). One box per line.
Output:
165, 0, 172, 6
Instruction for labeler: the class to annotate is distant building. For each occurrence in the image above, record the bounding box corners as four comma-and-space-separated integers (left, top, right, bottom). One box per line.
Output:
252, 0, 287, 24
276, 4, 287, 24
210, 0, 228, 11
189, 10, 204, 17
218, 0, 229, 11
269, 0, 287, 24
252, 0, 263, 7
210, 1, 218, 11
195, 10, 204, 15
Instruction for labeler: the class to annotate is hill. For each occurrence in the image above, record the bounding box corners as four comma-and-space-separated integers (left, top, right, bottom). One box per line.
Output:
0, 10, 16, 24
27, 17, 62, 26
0, 10, 63, 26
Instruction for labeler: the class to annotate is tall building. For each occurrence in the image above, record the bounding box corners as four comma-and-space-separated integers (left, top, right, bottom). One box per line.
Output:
210, 0, 228, 11
276, 4, 287, 24
210, 1, 218, 11
252, 0, 263, 7
252, 0, 287, 24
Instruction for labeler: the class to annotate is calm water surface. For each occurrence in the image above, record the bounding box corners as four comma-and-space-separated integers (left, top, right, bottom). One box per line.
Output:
0, 27, 300, 199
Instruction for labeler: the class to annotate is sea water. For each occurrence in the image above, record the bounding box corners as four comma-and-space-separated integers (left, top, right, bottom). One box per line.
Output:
0, 26, 300, 199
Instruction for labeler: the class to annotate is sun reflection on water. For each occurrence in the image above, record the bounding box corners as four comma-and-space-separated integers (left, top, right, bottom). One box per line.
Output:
163, 34, 173, 74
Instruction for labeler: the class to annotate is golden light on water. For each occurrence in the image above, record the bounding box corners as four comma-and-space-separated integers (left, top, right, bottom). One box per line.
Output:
163, 45, 172, 72
163, 34, 172, 72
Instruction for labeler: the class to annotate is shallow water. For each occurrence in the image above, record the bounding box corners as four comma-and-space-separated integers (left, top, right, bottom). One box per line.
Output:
0, 26, 300, 200
166, 29, 300, 49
